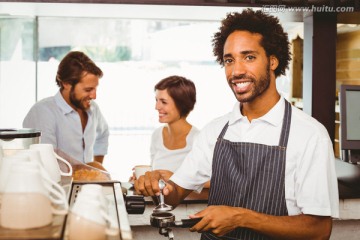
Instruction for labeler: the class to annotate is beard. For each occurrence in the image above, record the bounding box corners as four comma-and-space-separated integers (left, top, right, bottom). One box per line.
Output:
69, 86, 90, 111
229, 62, 271, 103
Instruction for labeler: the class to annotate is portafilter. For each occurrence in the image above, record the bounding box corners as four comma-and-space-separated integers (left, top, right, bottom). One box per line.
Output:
150, 212, 202, 240
150, 180, 201, 240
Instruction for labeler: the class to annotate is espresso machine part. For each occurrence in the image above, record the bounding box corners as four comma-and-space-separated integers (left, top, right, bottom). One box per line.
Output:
119, 183, 146, 214
150, 212, 202, 240
124, 195, 145, 214
151, 180, 201, 240
0, 128, 41, 156
153, 179, 173, 212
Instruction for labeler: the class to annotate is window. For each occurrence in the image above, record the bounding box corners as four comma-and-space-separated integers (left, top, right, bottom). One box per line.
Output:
36, 17, 234, 180
0, 5, 296, 181
0, 17, 36, 128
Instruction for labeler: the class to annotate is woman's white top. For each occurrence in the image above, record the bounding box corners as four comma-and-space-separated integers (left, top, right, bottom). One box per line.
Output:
150, 126, 200, 172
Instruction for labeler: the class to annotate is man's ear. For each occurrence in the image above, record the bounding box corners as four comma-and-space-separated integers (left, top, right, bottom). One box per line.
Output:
270, 55, 279, 71
62, 82, 72, 91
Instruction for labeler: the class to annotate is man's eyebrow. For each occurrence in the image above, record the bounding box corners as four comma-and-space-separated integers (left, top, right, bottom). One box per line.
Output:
223, 53, 232, 58
240, 50, 258, 55
223, 50, 259, 58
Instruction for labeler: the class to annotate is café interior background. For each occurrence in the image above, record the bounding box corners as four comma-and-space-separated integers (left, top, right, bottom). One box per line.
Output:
0, 3, 359, 181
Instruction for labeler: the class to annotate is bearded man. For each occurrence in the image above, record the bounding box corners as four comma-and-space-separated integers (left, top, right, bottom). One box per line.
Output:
23, 51, 109, 167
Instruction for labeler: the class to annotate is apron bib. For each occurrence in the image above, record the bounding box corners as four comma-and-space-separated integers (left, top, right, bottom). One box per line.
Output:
201, 100, 292, 240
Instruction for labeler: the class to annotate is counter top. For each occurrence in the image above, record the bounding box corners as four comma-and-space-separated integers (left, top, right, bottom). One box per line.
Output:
335, 159, 360, 198
336, 159, 360, 188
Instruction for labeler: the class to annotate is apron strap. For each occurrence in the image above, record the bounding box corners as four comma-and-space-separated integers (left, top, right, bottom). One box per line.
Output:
217, 121, 229, 140
278, 100, 292, 148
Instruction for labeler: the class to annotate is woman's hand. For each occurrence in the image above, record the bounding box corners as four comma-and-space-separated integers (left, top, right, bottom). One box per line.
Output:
128, 167, 136, 183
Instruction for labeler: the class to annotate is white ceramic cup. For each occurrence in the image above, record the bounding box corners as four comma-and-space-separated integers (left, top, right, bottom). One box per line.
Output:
14, 149, 44, 167
0, 165, 68, 229
134, 165, 152, 179
68, 198, 118, 240
1, 159, 68, 209
0, 154, 68, 207
29, 144, 72, 182
78, 184, 107, 209
68, 212, 118, 240
0, 155, 29, 193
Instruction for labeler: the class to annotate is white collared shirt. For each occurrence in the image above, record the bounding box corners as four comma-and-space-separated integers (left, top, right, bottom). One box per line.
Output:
171, 97, 339, 218
23, 91, 109, 163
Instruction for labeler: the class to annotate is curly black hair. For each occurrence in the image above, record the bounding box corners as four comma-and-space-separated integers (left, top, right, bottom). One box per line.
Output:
212, 8, 291, 78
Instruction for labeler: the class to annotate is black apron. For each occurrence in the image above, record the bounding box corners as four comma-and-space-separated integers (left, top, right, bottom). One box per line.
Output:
201, 100, 292, 240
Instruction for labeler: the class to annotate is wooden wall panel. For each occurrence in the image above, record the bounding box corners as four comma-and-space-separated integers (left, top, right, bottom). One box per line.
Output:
337, 70, 360, 79
336, 59, 360, 69
291, 36, 303, 98
337, 49, 360, 59
337, 31, 360, 50
336, 31, 360, 89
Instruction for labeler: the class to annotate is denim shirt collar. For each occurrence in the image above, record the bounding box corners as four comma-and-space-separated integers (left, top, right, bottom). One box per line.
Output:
54, 91, 93, 115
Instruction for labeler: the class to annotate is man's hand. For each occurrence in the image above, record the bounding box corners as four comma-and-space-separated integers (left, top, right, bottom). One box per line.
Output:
94, 155, 104, 164
134, 170, 193, 208
189, 205, 245, 236
86, 161, 107, 171
134, 170, 174, 196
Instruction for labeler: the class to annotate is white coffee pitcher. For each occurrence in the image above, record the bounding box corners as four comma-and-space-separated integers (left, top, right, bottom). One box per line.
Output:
0, 156, 69, 207
13, 149, 68, 203
0, 164, 68, 229
29, 143, 72, 182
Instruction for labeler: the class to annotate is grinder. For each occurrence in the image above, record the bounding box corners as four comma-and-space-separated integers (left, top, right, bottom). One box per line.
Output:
150, 180, 201, 240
